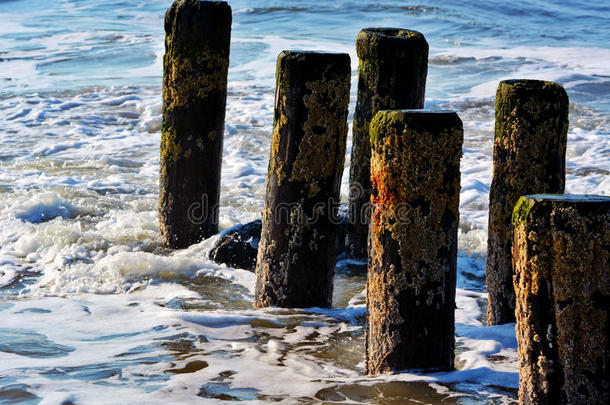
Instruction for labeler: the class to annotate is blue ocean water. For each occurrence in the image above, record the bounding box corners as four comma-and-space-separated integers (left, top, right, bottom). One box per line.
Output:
2, 0, 609, 109
0, 0, 608, 403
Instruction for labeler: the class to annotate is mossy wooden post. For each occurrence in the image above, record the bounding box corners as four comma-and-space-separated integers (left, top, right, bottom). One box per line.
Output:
486, 79, 569, 325
366, 110, 463, 374
513, 195, 610, 405
347, 28, 428, 259
254, 51, 351, 308
159, 0, 231, 248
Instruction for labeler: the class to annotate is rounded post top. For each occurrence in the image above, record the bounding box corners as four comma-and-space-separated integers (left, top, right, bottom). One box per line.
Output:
277, 50, 351, 64
166, 0, 231, 19
370, 109, 462, 144
513, 194, 610, 225
500, 79, 562, 89
521, 194, 610, 204
165, 0, 232, 38
497, 79, 567, 98
373, 109, 461, 126
356, 27, 428, 59
275, 51, 351, 87
360, 27, 425, 40
378, 109, 457, 115
169, 0, 230, 11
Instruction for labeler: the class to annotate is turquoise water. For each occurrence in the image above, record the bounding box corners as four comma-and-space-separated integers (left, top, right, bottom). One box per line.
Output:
0, 0, 608, 403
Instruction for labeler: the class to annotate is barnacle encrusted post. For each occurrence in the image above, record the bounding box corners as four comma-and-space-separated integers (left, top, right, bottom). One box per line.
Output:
159, 0, 231, 248
253, 51, 351, 309
512, 195, 610, 405
366, 110, 463, 374
346, 28, 428, 259
486, 79, 569, 325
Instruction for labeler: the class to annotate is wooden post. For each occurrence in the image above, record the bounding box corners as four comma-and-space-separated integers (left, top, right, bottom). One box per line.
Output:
347, 28, 428, 259
486, 79, 569, 325
512, 195, 610, 405
366, 110, 463, 374
159, 0, 231, 248
254, 51, 351, 309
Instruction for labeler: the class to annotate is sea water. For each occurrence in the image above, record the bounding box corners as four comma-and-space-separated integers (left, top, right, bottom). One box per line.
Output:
0, 0, 608, 403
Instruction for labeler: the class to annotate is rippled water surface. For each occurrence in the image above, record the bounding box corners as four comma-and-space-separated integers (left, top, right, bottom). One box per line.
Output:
1, 0, 609, 403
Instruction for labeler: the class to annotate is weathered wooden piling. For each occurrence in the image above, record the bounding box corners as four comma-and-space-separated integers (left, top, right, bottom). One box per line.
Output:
253, 51, 351, 309
347, 28, 428, 258
486, 79, 569, 325
159, 0, 231, 248
512, 195, 610, 405
366, 110, 463, 374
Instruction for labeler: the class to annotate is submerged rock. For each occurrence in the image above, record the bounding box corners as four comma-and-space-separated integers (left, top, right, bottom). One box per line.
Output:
209, 220, 261, 271
209, 212, 349, 272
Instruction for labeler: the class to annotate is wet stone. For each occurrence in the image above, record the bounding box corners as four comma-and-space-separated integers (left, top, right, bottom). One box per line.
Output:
209, 220, 262, 271
210, 213, 349, 272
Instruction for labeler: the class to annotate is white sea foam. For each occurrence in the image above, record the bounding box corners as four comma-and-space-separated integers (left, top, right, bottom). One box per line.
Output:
0, 67, 606, 404
4, 191, 79, 223
432, 46, 610, 100
0, 259, 18, 288
1, 0, 609, 402
0, 78, 606, 403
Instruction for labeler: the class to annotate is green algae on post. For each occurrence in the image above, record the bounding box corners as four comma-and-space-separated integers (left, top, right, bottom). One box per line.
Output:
347, 28, 428, 259
254, 51, 350, 309
366, 110, 463, 374
486, 79, 569, 325
512, 194, 610, 405
159, 0, 231, 248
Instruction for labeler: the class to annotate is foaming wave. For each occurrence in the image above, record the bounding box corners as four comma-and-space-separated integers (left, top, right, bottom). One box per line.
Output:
4, 191, 79, 223
234, 7, 310, 15
431, 46, 610, 105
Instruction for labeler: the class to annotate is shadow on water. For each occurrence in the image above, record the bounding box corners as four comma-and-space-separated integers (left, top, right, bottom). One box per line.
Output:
196, 378, 516, 404
312, 379, 517, 404
333, 258, 367, 308
315, 381, 460, 404
181, 273, 253, 311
